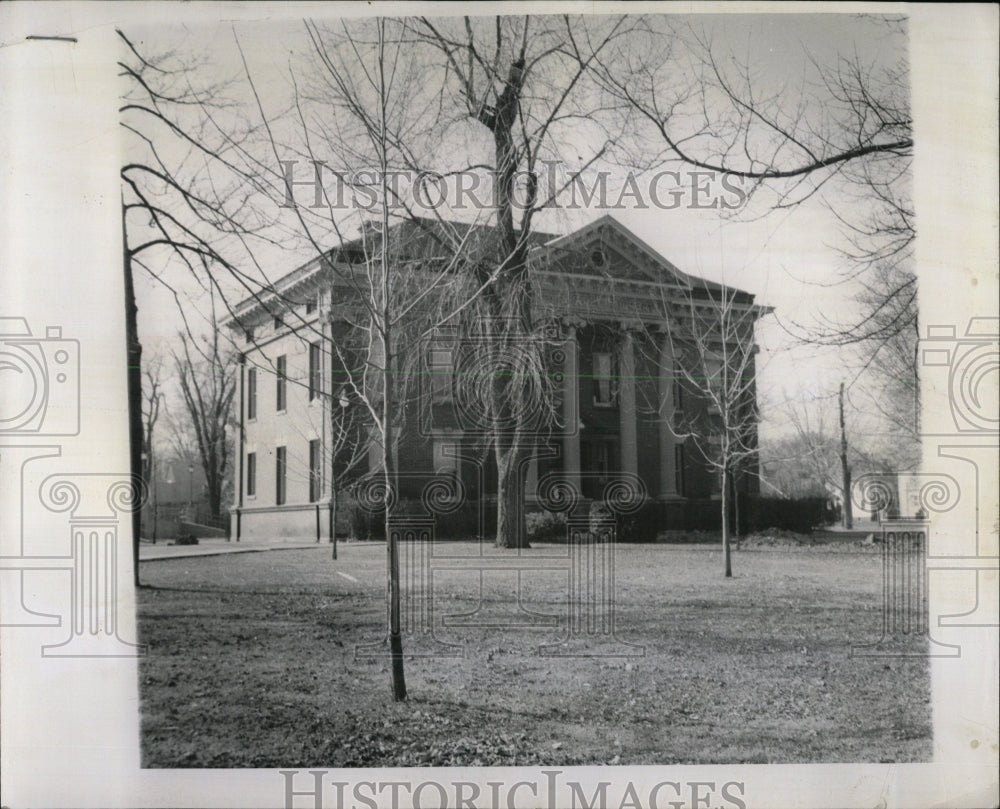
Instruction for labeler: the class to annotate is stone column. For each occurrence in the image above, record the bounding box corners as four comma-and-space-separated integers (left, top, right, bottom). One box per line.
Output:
658, 331, 679, 498
618, 328, 638, 478
235, 353, 245, 540
561, 323, 581, 492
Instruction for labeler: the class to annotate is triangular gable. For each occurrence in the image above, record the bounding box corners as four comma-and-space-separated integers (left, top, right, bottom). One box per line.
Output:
538, 214, 694, 289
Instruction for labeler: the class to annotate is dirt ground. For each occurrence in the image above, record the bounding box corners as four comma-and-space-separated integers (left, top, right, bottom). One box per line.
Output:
136, 540, 931, 767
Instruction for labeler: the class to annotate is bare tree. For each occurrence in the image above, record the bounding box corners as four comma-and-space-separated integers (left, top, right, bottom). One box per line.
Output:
591, 16, 911, 210
171, 318, 237, 521
759, 391, 846, 502
654, 282, 770, 577
119, 29, 281, 581
592, 16, 917, 455
239, 18, 492, 701
407, 14, 640, 547
844, 262, 920, 466
141, 355, 165, 488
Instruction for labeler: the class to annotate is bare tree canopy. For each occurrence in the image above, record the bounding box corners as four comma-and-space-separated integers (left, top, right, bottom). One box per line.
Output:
171, 314, 237, 521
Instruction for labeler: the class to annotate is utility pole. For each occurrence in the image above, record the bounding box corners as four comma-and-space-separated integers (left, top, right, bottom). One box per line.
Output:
839, 382, 853, 530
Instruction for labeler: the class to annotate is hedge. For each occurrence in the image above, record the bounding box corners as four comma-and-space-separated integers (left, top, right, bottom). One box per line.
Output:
344, 494, 833, 542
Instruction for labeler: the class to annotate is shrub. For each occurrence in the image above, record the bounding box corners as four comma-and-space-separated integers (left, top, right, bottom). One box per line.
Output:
526, 509, 567, 541
175, 533, 199, 546
739, 496, 829, 534
616, 501, 663, 542
347, 501, 385, 540
345, 497, 489, 541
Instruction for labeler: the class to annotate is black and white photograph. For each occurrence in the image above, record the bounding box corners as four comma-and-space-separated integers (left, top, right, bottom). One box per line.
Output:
0, 3, 997, 808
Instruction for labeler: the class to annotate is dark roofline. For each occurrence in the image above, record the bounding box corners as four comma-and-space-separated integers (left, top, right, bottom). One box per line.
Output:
225, 215, 762, 326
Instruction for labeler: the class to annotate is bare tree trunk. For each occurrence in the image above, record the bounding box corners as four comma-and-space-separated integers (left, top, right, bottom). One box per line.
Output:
376, 19, 405, 702
123, 199, 142, 588
494, 430, 529, 549
485, 52, 533, 550
839, 382, 854, 529
722, 466, 733, 578
382, 355, 405, 700
206, 473, 222, 519
732, 472, 741, 550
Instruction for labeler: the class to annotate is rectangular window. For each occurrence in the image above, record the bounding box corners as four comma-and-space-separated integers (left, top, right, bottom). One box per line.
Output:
309, 439, 321, 502
276, 355, 287, 412
247, 368, 257, 420
672, 373, 683, 412
276, 446, 286, 506
273, 315, 283, 331
674, 444, 685, 496
246, 452, 256, 497
245, 326, 255, 342
593, 352, 613, 406
429, 347, 454, 401
306, 299, 317, 315
309, 342, 322, 401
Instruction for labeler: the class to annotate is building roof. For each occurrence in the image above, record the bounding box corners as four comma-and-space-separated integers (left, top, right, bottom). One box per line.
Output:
224, 215, 765, 327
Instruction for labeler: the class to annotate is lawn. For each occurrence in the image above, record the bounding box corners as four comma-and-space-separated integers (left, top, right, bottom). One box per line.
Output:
136, 539, 931, 767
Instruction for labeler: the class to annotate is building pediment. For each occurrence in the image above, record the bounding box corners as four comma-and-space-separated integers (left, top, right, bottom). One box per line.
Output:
534, 215, 693, 289
225, 214, 759, 332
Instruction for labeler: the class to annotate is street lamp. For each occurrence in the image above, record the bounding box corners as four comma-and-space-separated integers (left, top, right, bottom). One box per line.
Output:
188, 462, 195, 519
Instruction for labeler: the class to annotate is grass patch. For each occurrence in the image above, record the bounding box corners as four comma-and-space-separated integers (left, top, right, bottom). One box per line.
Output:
137, 541, 930, 767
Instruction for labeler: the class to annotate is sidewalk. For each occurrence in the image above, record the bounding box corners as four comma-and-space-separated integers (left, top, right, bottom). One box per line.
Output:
139, 536, 326, 561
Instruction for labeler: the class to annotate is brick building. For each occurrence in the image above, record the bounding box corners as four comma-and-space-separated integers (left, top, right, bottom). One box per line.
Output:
226, 215, 769, 540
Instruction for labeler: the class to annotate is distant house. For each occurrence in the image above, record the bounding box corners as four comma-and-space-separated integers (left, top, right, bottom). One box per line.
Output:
225, 216, 770, 541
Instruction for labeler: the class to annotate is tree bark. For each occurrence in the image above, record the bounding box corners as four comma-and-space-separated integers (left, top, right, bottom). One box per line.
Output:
494, 430, 529, 549
722, 466, 733, 578
123, 199, 143, 588
376, 19, 405, 701
482, 55, 534, 549
383, 352, 405, 700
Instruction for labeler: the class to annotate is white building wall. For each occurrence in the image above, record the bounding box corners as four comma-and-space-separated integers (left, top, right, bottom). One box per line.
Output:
236, 306, 332, 540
